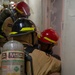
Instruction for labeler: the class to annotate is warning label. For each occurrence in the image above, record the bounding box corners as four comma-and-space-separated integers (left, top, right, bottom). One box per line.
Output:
2, 65, 23, 75
2, 51, 24, 60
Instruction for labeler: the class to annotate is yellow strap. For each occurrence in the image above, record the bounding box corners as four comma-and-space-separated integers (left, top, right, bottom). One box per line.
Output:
44, 37, 57, 44
15, 7, 23, 14
9, 32, 17, 35
20, 27, 34, 31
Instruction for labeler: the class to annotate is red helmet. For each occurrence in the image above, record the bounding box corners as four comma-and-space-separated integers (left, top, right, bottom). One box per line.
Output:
38, 29, 59, 44
15, 1, 30, 17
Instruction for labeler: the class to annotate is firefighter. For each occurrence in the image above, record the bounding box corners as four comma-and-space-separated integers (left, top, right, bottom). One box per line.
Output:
0, 8, 11, 47
9, 18, 61, 75
2, 1, 30, 40
0, 8, 11, 46
38, 29, 61, 60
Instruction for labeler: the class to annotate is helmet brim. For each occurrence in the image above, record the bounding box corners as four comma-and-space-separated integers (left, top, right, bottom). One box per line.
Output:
10, 31, 34, 37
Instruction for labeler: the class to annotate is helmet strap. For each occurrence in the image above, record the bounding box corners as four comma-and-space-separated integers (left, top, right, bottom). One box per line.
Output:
45, 44, 53, 55
31, 32, 34, 45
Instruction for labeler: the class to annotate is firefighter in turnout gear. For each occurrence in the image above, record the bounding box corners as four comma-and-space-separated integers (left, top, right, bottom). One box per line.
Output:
9, 18, 61, 75
0, 8, 11, 47
0, 2, 31, 71
2, 1, 31, 40
38, 28, 61, 60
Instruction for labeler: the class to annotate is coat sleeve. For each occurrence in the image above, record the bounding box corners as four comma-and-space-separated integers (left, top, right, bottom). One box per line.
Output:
29, 49, 61, 75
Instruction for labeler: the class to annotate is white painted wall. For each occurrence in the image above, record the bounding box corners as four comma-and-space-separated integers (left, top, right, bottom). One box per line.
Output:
28, 0, 62, 56
28, 0, 42, 31
61, 0, 75, 75
0, 0, 2, 5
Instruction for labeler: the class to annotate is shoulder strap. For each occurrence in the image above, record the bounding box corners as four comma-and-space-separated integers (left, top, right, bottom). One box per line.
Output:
25, 46, 35, 53
10, 9, 16, 22
24, 44, 39, 53
52, 54, 61, 60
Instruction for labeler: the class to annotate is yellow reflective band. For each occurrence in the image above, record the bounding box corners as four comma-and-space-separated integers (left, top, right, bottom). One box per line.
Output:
15, 7, 23, 14
44, 37, 57, 44
0, 35, 4, 38
20, 27, 34, 31
37, 34, 40, 38
9, 32, 17, 35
